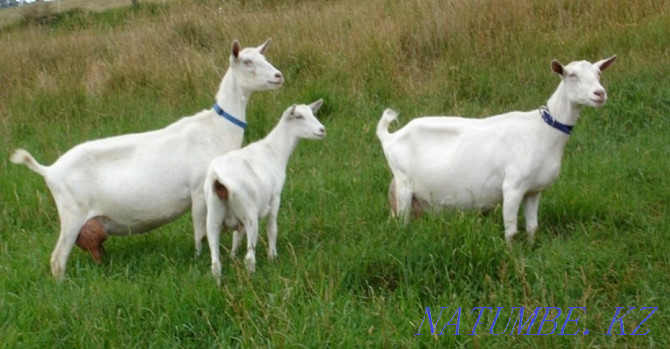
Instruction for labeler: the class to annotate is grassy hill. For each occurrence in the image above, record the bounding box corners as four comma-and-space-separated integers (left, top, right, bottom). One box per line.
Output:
0, 0, 165, 27
1, 0, 669, 347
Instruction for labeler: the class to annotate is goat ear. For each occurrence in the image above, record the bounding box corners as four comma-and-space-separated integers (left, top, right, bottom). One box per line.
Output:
596, 55, 617, 72
551, 60, 564, 76
231, 40, 241, 60
289, 104, 297, 117
258, 38, 272, 55
309, 99, 324, 114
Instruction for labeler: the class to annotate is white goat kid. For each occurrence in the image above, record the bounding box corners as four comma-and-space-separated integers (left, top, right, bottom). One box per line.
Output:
204, 100, 325, 285
377, 56, 617, 245
10, 38, 283, 279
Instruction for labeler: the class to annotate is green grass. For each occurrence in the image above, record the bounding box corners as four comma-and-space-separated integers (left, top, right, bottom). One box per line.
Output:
1, 0, 669, 347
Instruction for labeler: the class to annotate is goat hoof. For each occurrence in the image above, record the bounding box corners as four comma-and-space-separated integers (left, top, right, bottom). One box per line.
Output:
244, 256, 256, 273
527, 235, 537, 245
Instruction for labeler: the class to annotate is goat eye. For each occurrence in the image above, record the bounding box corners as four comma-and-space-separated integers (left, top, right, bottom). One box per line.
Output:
243, 59, 253, 67
294, 114, 304, 120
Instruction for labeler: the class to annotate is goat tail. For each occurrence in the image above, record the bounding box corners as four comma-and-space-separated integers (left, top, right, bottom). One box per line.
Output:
10, 148, 49, 177
376, 108, 399, 143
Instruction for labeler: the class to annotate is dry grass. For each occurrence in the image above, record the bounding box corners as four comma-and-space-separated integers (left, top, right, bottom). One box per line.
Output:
3, 0, 667, 102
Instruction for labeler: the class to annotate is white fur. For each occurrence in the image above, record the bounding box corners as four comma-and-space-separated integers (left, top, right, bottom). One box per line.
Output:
377, 56, 617, 245
10, 38, 283, 279
204, 100, 325, 285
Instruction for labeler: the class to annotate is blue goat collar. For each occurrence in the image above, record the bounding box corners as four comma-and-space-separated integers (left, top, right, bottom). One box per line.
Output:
540, 106, 573, 135
213, 103, 247, 129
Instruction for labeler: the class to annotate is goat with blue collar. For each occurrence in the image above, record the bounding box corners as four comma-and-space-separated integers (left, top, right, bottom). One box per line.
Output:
377, 56, 617, 245
10, 38, 284, 279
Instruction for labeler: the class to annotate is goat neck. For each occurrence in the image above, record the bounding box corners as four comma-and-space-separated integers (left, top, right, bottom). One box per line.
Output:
545, 81, 582, 130
260, 119, 299, 171
213, 70, 250, 125
538, 81, 582, 153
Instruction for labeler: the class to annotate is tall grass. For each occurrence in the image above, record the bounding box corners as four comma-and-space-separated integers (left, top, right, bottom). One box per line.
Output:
1, 0, 669, 347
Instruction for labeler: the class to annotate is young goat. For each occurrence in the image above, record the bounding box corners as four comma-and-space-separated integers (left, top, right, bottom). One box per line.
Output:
10, 38, 283, 279
377, 56, 617, 245
204, 100, 325, 285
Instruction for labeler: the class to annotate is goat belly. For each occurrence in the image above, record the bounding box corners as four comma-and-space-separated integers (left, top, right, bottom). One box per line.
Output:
415, 183, 503, 211
99, 206, 189, 236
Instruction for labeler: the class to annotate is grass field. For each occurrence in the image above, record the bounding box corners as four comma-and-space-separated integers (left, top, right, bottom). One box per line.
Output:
1, 0, 669, 347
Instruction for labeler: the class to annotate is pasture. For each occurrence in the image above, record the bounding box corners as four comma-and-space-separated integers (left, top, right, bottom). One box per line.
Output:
1, 0, 669, 347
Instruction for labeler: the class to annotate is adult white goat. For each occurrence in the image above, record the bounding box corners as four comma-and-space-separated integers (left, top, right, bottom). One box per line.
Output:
377, 56, 617, 245
10, 38, 284, 279
204, 99, 325, 285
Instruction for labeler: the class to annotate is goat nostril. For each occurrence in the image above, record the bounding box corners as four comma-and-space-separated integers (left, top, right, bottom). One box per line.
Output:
594, 90, 605, 97
275, 73, 283, 79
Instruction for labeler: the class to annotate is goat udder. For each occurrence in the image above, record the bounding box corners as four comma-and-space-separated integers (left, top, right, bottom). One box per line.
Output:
214, 180, 229, 201
76, 217, 108, 263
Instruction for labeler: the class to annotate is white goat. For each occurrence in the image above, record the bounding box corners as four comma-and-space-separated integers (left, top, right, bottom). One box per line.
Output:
377, 56, 617, 244
204, 99, 325, 285
10, 38, 284, 279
